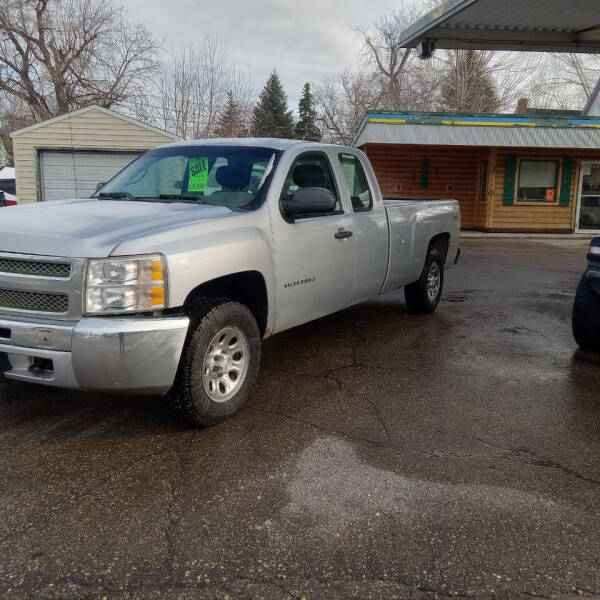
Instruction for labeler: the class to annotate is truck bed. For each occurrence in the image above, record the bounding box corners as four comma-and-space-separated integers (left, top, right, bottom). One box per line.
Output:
381, 197, 461, 293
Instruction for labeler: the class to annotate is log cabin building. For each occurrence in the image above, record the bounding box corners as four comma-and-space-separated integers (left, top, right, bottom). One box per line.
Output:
354, 111, 600, 233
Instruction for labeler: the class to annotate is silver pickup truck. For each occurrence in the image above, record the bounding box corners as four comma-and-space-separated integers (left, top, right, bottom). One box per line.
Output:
0, 139, 460, 425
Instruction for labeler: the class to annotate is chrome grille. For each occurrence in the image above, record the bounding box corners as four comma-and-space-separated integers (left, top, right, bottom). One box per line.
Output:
0, 289, 68, 314
0, 258, 71, 278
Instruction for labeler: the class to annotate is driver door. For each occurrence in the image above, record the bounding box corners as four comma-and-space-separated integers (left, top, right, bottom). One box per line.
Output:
270, 151, 356, 333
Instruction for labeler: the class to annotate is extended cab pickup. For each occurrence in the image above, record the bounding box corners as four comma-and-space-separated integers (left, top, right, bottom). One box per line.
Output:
0, 139, 460, 425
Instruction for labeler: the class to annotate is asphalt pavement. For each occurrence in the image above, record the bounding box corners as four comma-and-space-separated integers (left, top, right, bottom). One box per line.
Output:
1, 238, 599, 599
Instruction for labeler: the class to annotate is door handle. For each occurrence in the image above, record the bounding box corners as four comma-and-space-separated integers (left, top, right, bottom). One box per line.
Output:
334, 229, 354, 239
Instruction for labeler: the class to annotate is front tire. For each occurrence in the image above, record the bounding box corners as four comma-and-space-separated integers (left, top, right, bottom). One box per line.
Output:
169, 299, 261, 426
404, 250, 444, 314
572, 276, 600, 352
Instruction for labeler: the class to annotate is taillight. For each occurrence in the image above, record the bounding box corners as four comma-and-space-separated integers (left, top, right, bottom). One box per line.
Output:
5, 199, 16, 206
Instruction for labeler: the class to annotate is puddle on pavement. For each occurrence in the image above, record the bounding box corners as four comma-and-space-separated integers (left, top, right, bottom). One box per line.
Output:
284, 437, 565, 527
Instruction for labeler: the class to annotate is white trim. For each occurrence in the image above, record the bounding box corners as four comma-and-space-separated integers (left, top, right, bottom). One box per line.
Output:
575, 160, 600, 234
10, 105, 180, 140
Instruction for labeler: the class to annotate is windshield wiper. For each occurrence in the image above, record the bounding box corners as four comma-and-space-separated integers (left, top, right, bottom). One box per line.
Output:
157, 194, 210, 204
97, 191, 139, 202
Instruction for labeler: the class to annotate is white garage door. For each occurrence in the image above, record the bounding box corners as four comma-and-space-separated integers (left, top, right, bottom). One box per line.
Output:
40, 150, 141, 201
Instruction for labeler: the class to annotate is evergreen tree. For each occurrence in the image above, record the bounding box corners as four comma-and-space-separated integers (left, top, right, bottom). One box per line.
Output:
215, 91, 247, 137
440, 50, 500, 113
251, 71, 295, 138
295, 82, 322, 142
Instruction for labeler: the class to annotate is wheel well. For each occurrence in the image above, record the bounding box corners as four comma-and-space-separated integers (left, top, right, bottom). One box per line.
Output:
183, 271, 269, 336
428, 233, 450, 264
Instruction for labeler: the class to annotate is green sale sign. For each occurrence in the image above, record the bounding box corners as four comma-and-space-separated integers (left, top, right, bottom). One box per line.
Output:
188, 157, 209, 192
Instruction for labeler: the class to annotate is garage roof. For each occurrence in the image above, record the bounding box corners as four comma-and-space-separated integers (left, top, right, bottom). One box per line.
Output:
10, 105, 179, 139
354, 111, 600, 149
398, 0, 600, 53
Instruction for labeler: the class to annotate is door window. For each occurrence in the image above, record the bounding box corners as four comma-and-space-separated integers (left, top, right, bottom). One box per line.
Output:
281, 152, 341, 213
578, 163, 600, 230
338, 153, 373, 211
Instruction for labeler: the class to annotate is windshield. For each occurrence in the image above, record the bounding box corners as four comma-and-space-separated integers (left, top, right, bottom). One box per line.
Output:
94, 145, 281, 210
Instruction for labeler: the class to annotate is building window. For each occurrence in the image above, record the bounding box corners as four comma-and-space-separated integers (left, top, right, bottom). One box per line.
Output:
517, 159, 559, 203
478, 160, 488, 202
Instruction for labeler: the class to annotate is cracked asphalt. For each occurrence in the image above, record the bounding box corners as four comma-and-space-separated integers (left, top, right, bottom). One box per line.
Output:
1, 238, 600, 599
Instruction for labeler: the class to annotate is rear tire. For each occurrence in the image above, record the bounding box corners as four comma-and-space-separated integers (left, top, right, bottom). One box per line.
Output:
404, 250, 444, 314
572, 276, 600, 352
168, 299, 261, 426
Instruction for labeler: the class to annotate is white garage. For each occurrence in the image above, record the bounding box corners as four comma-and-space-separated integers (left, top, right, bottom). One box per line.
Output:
39, 150, 141, 201
10, 105, 179, 204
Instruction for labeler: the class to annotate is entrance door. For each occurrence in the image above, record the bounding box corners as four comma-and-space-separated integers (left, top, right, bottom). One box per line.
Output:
576, 162, 600, 232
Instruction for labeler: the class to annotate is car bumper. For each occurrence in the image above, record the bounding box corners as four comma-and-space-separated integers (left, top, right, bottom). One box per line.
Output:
0, 315, 189, 394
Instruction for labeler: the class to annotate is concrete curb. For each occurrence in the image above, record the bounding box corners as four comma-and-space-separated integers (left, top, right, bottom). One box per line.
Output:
460, 232, 596, 240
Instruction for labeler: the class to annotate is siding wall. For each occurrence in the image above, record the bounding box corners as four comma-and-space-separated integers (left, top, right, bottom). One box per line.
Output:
12, 109, 176, 204
363, 143, 600, 232
489, 148, 600, 232
362, 144, 481, 228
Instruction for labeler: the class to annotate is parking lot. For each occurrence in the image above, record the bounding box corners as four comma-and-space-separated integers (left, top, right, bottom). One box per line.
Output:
1, 237, 599, 599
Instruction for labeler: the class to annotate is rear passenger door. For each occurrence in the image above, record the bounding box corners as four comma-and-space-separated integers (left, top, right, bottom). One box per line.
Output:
337, 152, 388, 303
270, 151, 356, 332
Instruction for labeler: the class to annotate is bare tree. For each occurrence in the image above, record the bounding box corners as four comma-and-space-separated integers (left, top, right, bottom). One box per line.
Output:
0, 0, 159, 121
553, 54, 600, 100
315, 69, 383, 144
321, 0, 582, 123
0, 95, 33, 163
154, 36, 254, 139
530, 53, 600, 110
356, 1, 442, 110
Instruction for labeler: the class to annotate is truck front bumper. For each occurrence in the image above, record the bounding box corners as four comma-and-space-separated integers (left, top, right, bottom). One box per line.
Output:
0, 315, 190, 394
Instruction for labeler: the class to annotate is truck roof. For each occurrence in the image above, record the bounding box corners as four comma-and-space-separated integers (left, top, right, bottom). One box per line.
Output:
160, 137, 355, 153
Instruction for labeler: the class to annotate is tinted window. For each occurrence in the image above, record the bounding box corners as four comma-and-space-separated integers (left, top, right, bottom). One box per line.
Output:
281, 152, 341, 213
339, 153, 372, 211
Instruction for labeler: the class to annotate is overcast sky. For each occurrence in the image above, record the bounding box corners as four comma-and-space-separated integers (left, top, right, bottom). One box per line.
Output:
124, 0, 397, 106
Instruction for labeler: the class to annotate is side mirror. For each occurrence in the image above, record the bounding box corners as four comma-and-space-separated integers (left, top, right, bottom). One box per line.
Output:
281, 187, 336, 220
94, 182, 106, 193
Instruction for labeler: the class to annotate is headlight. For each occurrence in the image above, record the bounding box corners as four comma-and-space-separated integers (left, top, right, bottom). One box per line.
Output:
85, 255, 167, 314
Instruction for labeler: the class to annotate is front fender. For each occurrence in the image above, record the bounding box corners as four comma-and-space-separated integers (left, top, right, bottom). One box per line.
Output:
166, 226, 274, 307
110, 213, 276, 332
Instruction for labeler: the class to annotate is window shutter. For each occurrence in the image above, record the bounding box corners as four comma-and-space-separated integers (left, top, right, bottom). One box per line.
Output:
503, 155, 517, 206
559, 156, 574, 207
421, 157, 430, 189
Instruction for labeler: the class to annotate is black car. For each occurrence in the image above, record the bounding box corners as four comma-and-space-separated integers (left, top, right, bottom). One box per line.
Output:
573, 236, 600, 351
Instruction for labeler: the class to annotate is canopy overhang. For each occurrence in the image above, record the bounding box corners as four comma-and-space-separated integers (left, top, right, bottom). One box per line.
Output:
399, 0, 600, 55
354, 111, 600, 149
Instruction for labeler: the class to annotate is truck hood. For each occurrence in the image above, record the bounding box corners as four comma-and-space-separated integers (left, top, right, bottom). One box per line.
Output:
0, 199, 234, 258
